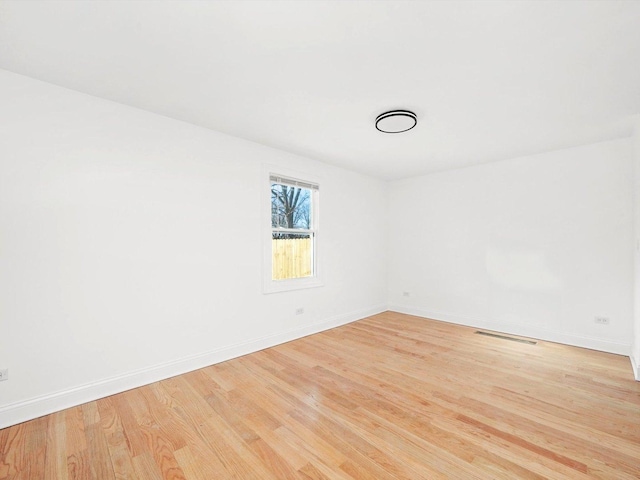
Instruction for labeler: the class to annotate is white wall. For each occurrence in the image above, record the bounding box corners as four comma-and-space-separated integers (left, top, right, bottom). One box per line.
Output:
388, 139, 634, 355
632, 115, 640, 380
0, 70, 388, 428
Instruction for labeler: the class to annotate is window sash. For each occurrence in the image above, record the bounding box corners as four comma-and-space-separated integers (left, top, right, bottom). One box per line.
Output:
272, 227, 314, 234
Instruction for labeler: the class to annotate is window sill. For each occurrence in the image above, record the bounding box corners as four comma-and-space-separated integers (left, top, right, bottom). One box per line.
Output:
263, 277, 324, 294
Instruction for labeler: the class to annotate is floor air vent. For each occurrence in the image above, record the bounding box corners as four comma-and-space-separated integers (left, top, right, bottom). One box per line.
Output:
475, 331, 537, 345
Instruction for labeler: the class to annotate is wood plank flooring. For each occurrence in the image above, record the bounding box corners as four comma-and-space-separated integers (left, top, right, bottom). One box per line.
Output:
1, 311, 639, 479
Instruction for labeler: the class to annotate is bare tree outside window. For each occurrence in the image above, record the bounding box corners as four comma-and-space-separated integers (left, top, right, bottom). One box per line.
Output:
271, 184, 311, 232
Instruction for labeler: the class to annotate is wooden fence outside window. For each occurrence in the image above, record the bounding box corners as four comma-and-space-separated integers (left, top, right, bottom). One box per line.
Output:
272, 237, 312, 280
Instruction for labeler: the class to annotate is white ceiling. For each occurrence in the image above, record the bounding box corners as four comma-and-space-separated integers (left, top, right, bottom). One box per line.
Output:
1, 1, 639, 180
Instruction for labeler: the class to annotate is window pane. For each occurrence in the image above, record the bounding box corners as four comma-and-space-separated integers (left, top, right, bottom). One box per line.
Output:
271, 183, 312, 229
272, 232, 313, 280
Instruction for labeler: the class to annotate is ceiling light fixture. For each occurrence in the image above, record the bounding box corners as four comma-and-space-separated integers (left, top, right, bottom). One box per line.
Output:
375, 109, 417, 133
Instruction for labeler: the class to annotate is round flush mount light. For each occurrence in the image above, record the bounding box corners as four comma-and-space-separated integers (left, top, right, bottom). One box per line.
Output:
375, 109, 417, 133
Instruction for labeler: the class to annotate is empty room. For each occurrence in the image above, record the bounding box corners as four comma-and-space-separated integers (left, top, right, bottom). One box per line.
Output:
1, 1, 640, 479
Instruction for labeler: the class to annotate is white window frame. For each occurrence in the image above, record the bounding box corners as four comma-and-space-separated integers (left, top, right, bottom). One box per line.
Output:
263, 165, 323, 294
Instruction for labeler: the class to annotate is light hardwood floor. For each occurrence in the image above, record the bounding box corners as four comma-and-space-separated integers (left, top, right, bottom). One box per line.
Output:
1, 312, 639, 479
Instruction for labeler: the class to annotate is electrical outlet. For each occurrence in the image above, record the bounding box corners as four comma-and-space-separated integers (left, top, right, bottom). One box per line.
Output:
0, 369, 7, 382
594, 316, 610, 325
295, 308, 304, 315
402, 291, 410, 297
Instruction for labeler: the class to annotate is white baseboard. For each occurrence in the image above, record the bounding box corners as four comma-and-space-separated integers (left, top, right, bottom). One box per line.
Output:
388, 305, 632, 356
0, 304, 386, 430
631, 353, 640, 381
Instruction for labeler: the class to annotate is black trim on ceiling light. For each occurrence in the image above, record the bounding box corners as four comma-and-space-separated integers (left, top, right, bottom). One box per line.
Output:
375, 109, 418, 133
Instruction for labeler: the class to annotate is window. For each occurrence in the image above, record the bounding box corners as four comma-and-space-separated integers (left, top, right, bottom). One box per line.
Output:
264, 169, 321, 293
